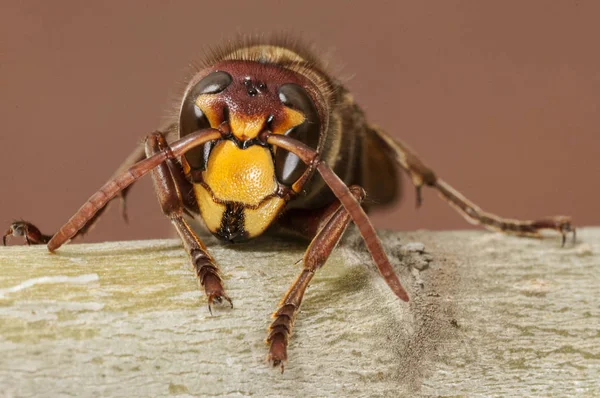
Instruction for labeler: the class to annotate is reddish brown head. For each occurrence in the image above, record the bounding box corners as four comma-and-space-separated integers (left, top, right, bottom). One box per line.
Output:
178, 49, 331, 242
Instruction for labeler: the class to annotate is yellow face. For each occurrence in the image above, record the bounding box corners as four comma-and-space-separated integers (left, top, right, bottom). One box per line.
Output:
179, 61, 323, 242
194, 139, 286, 241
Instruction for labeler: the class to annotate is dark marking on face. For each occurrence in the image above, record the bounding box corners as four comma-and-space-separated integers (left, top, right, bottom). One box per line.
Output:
216, 203, 248, 242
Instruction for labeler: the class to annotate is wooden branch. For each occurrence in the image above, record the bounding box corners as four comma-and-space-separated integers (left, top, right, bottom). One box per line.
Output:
1, 229, 598, 397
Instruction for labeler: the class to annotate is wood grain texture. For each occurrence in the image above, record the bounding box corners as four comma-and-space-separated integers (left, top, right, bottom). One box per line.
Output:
0, 229, 598, 397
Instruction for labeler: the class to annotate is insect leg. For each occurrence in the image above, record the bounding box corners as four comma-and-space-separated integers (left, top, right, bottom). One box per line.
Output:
69, 140, 148, 234
370, 126, 575, 245
2, 128, 180, 247
3, 222, 52, 246
265, 132, 409, 301
267, 186, 366, 372
94, 126, 186, 223
2, 142, 146, 246
44, 128, 221, 251
145, 132, 231, 313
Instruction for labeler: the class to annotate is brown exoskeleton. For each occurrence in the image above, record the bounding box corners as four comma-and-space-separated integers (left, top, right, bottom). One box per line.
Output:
3, 38, 574, 371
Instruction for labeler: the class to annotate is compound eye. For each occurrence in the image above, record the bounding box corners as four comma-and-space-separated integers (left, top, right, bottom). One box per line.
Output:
275, 83, 321, 186
195, 70, 233, 94
179, 71, 232, 171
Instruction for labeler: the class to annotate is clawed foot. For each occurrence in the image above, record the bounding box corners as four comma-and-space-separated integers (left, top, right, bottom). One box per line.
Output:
202, 271, 233, 315
267, 334, 287, 373
3, 221, 51, 246
206, 291, 233, 315
532, 216, 576, 247
266, 303, 295, 373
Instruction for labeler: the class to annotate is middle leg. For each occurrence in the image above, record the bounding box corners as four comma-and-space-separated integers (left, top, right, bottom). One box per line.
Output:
369, 126, 575, 245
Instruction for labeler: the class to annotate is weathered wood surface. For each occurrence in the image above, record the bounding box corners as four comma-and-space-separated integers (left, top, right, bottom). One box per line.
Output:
0, 229, 598, 397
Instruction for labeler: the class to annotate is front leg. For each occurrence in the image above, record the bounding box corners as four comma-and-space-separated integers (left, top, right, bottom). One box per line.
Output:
267, 186, 366, 372
145, 132, 231, 313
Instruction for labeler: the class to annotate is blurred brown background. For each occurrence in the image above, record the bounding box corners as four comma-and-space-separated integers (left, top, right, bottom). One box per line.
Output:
1, 1, 599, 244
